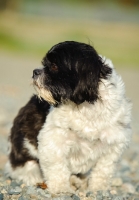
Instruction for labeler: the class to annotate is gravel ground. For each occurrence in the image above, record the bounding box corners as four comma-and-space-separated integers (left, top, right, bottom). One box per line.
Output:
0, 52, 139, 199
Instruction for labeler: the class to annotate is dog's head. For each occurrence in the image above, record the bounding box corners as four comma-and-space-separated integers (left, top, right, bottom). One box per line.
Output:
32, 41, 112, 105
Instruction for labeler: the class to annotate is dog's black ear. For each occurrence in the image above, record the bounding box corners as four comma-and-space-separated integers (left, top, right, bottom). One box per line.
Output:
72, 56, 112, 105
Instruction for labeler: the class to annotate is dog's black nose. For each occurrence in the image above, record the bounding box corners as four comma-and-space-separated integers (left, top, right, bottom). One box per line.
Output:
32, 69, 42, 78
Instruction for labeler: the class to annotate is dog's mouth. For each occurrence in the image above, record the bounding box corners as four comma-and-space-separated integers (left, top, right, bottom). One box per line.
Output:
33, 79, 42, 89
32, 77, 43, 92
32, 76, 57, 105
32, 78, 43, 98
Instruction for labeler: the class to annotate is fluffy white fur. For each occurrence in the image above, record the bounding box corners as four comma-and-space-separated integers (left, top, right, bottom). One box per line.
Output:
5, 160, 43, 185
37, 58, 132, 195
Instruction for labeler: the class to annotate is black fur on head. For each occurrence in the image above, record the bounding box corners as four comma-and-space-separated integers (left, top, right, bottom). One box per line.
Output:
33, 41, 112, 105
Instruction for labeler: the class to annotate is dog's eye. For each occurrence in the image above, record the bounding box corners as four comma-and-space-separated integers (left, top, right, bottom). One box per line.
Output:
50, 64, 58, 72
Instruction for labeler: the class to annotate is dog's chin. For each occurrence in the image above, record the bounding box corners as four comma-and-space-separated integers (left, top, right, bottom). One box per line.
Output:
33, 80, 56, 105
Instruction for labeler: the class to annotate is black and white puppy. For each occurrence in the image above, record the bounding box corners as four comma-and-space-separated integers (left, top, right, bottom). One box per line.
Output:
5, 41, 132, 195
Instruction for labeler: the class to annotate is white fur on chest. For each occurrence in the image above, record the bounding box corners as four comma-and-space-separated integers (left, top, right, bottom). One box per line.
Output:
67, 136, 107, 174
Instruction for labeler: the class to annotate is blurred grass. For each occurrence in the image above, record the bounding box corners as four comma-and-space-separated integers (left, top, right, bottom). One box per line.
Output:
0, 11, 139, 68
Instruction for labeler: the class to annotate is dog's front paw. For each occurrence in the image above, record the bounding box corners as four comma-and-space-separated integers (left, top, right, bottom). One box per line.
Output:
70, 174, 88, 195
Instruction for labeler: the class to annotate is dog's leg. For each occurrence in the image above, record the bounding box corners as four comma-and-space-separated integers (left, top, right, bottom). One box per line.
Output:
40, 161, 73, 196
88, 144, 125, 193
5, 160, 43, 185
38, 128, 74, 196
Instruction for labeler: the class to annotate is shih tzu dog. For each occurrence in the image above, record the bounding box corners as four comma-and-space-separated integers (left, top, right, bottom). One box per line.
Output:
5, 41, 132, 195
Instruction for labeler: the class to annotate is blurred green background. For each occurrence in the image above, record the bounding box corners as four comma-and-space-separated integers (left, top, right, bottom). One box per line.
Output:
0, 0, 139, 68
